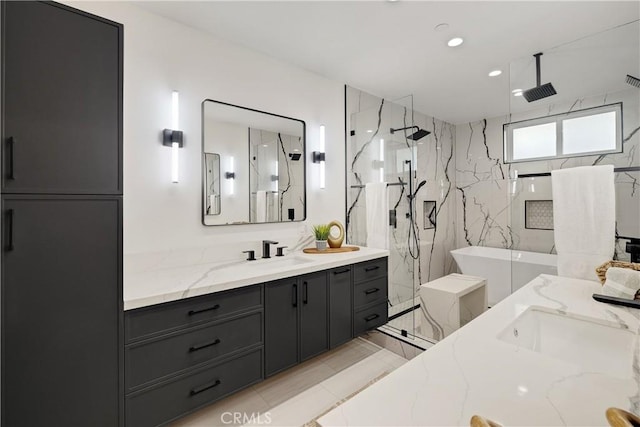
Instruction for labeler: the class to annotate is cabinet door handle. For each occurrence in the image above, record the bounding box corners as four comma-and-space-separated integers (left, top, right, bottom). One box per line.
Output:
188, 304, 220, 316
333, 268, 350, 275
189, 379, 221, 396
292, 284, 298, 307
364, 287, 380, 295
364, 313, 380, 322
6, 137, 15, 180
364, 265, 380, 272
303, 281, 308, 305
189, 338, 221, 352
5, 209, 14, 251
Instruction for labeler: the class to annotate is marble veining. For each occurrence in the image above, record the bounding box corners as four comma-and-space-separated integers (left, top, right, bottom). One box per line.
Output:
318, 274, 640, 426
124, 246, 389, 310
455, 90, 639, 261
346, 87, 458, 326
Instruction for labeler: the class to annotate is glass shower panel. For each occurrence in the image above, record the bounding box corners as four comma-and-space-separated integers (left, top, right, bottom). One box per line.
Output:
347, 96, 419, 339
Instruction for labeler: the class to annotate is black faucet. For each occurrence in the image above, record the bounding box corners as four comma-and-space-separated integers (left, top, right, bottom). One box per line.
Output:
262, 240, 279, 259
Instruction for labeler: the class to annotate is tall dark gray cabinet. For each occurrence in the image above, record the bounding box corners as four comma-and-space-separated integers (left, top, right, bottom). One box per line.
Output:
1, 2, 123, 426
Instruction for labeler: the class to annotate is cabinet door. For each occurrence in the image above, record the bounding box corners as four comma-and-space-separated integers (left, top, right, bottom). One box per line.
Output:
329, 266, 353, 348
2, 2, 122, 194
299, 272, 328, 361
2, 196, 122, 426
265, 278, 298, 376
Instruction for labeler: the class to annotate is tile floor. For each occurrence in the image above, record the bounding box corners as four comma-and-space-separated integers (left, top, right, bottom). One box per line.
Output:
170, 336, 415, 427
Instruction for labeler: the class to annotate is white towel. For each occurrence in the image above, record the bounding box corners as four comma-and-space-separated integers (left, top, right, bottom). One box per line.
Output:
256, 191, 267, 223
551, 165, 615, 281
365, 182, 389, 249
602, 267, 640, 299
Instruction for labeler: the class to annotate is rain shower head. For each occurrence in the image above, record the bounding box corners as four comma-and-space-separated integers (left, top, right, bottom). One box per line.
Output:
627, 74, 640, 88
288, 152, 302, 161
390, 126, 431, 141
522, 52, 557, 102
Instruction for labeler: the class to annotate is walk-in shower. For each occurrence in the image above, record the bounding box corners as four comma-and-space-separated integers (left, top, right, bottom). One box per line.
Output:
346, 87, 458, 347
346, 94, 425, 343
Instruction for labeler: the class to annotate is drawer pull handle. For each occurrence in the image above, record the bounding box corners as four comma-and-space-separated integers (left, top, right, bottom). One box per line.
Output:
333, 268, 350, 275
189, 338, 221, 352
5, 209, 14, 251
303, 281, 308, 305
188, 304, 220, 316
365, 314, 380, 322
189, 379, 221, 396
292, 284, 298, 307
364, 287, 380, 295
6, 136, 15, 180
364, 265, 380, 272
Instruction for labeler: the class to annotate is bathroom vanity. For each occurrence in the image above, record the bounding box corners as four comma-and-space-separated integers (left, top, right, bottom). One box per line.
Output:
124, 247, 388, 426
318, 274, 640, 426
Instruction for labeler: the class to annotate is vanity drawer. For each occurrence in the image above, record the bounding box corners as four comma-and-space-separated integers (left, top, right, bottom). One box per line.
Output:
353, 258, 388, 283
126, 349, 263, 427
353, 302, 388, 336
126, 311, 262, 390
125, 285, 262, 342
353, 277, 387, 309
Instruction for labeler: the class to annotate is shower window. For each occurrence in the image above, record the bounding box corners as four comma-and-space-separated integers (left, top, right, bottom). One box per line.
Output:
504, 102, 622, 163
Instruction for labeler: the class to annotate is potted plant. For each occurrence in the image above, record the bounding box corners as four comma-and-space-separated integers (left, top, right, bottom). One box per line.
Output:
313, 224, 331, 251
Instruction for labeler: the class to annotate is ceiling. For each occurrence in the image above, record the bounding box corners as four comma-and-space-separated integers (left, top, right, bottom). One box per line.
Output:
135, 1, 640, 125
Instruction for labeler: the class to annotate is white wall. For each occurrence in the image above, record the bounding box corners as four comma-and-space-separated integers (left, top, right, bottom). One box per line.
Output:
65, 2, 345, 257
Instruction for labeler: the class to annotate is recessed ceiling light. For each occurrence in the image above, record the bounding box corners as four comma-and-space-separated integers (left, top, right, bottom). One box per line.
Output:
447, 37, 464, 47
513, 91, 523, 97
434, 23, 449, 32
512, 88, 523, 94
366, 129, 373, 133
488, 70, 502, 77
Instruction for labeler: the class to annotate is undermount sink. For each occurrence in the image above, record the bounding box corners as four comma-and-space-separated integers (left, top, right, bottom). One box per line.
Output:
251, 256, 313, 269
497, 306, 636, 378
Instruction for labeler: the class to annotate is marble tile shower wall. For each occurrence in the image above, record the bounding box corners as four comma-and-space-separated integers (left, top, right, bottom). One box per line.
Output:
455, 90, 640, 260
249, 130, 305, 222
345, 87, 457, 308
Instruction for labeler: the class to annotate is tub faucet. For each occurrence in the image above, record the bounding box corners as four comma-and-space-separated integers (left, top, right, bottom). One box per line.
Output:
262, 240, 279, 259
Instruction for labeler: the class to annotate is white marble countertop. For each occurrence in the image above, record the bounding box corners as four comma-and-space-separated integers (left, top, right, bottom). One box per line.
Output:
124, 246, 388, 311
319, 274, 640, 426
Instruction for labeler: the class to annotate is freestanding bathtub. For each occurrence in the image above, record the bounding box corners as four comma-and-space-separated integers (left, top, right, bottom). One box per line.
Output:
450, 246, 557, 306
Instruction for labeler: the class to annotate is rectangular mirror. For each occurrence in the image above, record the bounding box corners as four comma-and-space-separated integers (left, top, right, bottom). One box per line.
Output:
202, 99, 306, 225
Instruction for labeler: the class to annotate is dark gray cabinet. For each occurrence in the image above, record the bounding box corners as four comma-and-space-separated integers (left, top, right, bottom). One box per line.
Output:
299, 271, 329, 361
2, 196, 123, 426
353, 258, 389, 335
264, 278, 299, 376
124, 286, 264, 427
2, 1, 123, 195
124, 257, 387, 425
329, 266, 353, 348
1, 2, 123, 426
265, 271, 329, 376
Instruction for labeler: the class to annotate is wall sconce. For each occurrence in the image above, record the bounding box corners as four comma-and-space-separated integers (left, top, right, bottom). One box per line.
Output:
313, 125, 326, 189
379, 138, 385, 183
225, 156, 235, 195
163, 91, 183, 183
